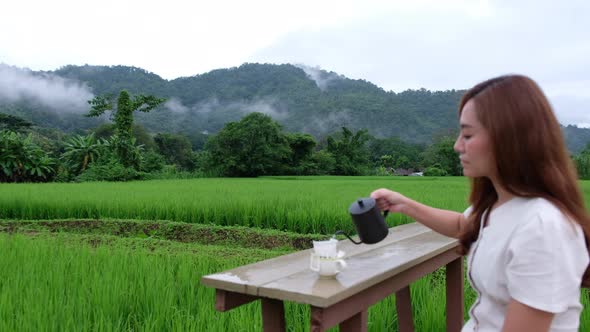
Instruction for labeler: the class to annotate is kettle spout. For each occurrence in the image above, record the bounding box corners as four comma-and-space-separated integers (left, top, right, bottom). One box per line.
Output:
334, 230, 363, 245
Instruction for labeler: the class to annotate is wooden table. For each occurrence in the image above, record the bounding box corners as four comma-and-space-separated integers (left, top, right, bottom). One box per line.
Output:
201, 223, 464, 331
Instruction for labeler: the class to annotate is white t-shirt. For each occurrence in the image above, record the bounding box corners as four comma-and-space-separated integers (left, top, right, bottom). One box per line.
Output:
461, 197, 589, 332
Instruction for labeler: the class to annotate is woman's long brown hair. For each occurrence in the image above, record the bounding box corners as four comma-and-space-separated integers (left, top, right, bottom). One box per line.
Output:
457, 75, 590, 287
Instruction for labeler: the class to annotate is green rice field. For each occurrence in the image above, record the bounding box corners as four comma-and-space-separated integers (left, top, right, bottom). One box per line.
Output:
0, 176, 474, 234
1, 176, 589, 331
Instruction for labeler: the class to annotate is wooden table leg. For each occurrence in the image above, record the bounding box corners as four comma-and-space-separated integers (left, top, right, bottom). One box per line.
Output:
310, 306, 326, 332
215, 289, 257, 311
339, 310, 367, 332
446, 257, 464, 332
261, 298, 286, 332
396, 286, 414, 332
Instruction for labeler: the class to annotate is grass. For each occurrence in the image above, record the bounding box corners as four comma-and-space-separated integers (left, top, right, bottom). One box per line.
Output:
0, 232, 277, 331
0, 176, 471, 235
0, 218, 326, 250
1, 176, 589, 331
0, 231, 474, 332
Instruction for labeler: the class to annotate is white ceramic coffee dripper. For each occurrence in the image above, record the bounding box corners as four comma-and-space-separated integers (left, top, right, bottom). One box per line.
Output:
310, 238, 347, 278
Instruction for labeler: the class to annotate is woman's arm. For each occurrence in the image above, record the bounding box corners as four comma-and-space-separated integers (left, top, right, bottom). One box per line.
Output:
501, 299, 554, 332
371, 188, 467, 238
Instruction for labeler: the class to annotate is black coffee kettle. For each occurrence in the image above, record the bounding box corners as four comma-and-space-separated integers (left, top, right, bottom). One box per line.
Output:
335, 197, 390, 245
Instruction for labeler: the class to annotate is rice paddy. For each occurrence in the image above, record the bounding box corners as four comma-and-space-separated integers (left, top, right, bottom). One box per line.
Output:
1, 176, 589, 331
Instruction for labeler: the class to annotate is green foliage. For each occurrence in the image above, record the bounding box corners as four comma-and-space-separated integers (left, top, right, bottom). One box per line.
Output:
422, 135, 461, 176
110, 135, 144, 170
283, 133, 318, 174
286, 133, 316, 165
76, 154, 141, 182
140, 149, 165, 173
61, 133, 104, 175
154, 133, 196, 171
0, 130, 56, 182
32, 64, 466, 144
574, 143, 590, 180
92, 123, 156, 151
326, 127, 371, 175
368, 136, 424, 170
563, 125, 590, 154
5, 64, 590, 152
86, 90, 165, 169
142, 165, 203, 180
423, 165, 448, 176
0, 112, 32, 132
204, 113, 291, 177
305, 151, 337, 175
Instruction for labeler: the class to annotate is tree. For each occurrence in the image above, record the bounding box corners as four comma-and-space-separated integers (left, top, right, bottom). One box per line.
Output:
86, 90, 165, 169
573, 143, 590, 180
0, 113, 32, 132
285, 133, 317, 173
423, 164, 448, 176
154, 133, 196, 171
204, 112, 291, 177
92, 123, 156, 151
325, 127, 370, 175
367, 136, 424, 171
422, 135, 461, 176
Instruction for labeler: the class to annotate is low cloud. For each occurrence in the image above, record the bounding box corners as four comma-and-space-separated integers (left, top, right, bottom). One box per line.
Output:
163, 98, 190, 113
0, 64, 94, 112
302, 110, 352, 135
238, 97, 288, 120
295, 64, 343, 91
166, 96, 289, 120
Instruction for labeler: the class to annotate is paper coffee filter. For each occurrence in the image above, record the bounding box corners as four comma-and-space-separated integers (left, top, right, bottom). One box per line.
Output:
312, 238, 338, 257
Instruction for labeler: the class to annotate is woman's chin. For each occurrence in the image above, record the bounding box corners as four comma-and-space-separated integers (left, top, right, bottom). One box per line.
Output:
461, 168, 473, 177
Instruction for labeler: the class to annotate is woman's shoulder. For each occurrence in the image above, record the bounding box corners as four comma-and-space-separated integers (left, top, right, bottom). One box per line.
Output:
515, 196, 561, 214
512, 197, 582, 238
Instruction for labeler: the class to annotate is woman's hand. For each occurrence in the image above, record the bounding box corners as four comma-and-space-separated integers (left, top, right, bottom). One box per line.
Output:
371, 188, 466, 238
370, 188, 408, 214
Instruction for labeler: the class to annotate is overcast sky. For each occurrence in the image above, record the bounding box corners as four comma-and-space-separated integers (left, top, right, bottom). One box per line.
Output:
1, 0, 589, 127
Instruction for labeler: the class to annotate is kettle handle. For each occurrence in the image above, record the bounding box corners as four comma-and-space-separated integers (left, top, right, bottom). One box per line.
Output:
334, 230, 363, 245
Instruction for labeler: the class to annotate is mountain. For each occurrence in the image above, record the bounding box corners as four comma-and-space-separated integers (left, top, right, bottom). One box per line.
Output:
1, 63, 589, 152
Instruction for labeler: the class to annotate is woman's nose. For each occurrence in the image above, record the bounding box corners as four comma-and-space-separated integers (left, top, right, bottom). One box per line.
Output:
453, 136, 463, 153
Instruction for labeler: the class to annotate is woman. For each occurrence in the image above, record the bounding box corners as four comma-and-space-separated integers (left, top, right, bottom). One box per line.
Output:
371, 75, 590, 332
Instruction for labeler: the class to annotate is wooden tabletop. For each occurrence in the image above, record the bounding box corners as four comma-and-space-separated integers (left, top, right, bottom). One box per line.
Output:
201, 222, 458, 308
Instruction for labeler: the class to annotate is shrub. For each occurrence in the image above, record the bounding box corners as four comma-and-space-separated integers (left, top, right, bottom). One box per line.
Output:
140, 150, 166, 173
423, 166, 448, 176
76, 156, 142, 182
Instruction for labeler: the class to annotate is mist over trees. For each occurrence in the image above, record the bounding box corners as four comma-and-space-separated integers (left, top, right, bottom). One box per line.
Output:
1, 63, 590, 182
2, 63, 588, 152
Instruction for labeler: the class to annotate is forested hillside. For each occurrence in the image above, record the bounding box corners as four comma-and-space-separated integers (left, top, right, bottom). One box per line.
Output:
1, 63, 589, 152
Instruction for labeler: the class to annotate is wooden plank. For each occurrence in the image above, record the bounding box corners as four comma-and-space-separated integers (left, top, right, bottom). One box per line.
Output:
257, 231, 458, 307
310, 306, 369, 332
305, 248, 460, 328
215, 289, 258, 312
201, 223, 433, 296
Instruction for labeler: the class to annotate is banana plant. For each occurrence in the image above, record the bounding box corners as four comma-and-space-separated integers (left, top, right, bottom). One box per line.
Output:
0, 130, 56, 182
61, 133, 102, 174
